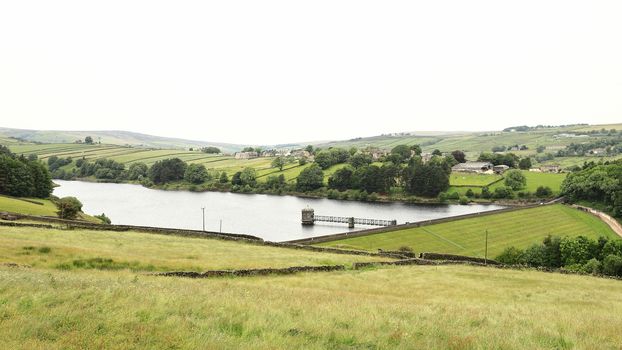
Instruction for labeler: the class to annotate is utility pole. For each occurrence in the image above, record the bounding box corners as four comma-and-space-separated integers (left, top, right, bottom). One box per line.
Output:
219, 219, 222, 233
201, 207, 205, 231
485, 229, 489, 265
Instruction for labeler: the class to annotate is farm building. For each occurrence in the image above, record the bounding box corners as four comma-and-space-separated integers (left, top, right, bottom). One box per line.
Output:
493, 165, 509, 174
234, 151, 258, 159
451, 162, 493, 173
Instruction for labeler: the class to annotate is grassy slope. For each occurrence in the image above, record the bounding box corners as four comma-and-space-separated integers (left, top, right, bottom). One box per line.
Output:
0, 225, 387, 271
0, 196, 59, 216
0, 196, 99, 222
2, 264, 622, 349
317, 205, 618, 257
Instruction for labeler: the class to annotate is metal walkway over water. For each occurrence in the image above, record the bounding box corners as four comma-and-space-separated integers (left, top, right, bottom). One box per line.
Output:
301, 207, 396, 228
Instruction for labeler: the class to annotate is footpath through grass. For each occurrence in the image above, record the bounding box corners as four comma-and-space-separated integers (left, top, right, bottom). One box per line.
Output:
2, 264, 622, 349
317, 204, 618, 257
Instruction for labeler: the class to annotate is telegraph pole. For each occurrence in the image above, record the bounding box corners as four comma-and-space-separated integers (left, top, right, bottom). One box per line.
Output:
201, 207, 205, 231
485, 229, 489, 265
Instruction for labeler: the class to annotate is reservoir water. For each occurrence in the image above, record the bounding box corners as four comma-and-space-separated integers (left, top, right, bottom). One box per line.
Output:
53, 180, 505, 242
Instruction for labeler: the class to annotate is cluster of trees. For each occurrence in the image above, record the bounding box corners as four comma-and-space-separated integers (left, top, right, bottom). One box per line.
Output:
496, 235, 622, 277
561, 160, 622, 216
556, 138, 622, 157
491, 145, 528, 152
315, 148, 353, 169
76, 158, 126, 180
477, 152, 520, 168
321, 146, 454, 197
0, 145, 53, 198
47, 156, 73, 172
200, 147, 221, 154
477, 152, 533, 170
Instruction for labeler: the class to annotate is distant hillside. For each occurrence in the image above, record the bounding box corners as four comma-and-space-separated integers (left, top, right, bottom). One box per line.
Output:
0, 128, 246, 153
314, 123, 622, 156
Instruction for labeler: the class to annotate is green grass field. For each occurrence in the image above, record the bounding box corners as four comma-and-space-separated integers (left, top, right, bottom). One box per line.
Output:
317, 205, 619, 257
2, 222, 622, 348
3, 259, 622, 348
0, 196, 59, 216
0, 225, 386, 272
449, 173, 502, 187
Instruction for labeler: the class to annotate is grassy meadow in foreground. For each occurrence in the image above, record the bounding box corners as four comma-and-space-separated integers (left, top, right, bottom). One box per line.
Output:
2, 264, 622, 349
317, 205, 619, 257
0, 225, 387, 271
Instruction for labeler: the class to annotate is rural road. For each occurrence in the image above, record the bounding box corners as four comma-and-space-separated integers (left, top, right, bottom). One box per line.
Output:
573, 205, 622, 239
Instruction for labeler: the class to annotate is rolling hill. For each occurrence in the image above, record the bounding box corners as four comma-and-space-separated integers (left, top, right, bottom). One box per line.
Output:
0, 127, 246, 153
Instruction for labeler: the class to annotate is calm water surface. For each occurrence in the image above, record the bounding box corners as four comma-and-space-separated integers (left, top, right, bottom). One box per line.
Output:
53, 180, 505, 242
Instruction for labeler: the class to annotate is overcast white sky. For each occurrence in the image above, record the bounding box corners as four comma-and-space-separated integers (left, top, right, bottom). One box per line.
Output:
1, 1, 621, 144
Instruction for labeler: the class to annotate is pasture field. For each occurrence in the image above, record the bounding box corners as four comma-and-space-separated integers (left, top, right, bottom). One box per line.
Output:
0, 196, 99, 222
0, 225, 386, 271
0, 196, 59, 217
2, 259, 622, 348
449, 172, 502, 187
492, 171, 567, 194
446, 170, 566, 197
317, 204, 618, 257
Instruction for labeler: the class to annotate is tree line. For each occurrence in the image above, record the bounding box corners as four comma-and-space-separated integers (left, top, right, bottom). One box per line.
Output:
496, 235, 622, 277
0, 145, 53, 198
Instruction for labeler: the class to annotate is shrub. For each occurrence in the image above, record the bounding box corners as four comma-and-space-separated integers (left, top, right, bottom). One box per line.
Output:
56, 197, 83, 220
38, 247, 51, 254
459, 196, 469, 205
582, 258, 602, 274
94, 213, 112, 224
327, 189, 340, 199
465, 189, 475, 197
481, 187, 492, 199
603, 255, 622, 277
535, 186, 553, 197
398, 246, 414, 253
447, 192, 460, 200
493, 186, 513, 199
495, 247, 525, 265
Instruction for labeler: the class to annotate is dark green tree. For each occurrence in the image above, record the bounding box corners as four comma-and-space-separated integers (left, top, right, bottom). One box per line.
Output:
451, 150, 466, 163
272, 156, 286, 171
403, 163, 450, 197
127, 162, 148, 180
504, 170, 526, 190
184, 164, 209, 184
148, 158, 187, 184
328, 167, 355, 191
296, 164, 324, 192
518, 157, 532, 170
349, 153, 372, 168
